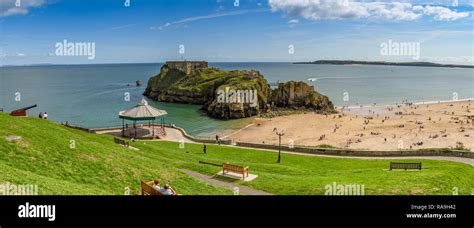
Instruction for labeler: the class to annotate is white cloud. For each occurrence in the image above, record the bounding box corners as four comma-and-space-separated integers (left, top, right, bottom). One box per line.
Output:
0, 0, 46, 17
107, 24, 136, 31
288, 19, 299, 27
0, 53, 28, 58
156, 9, 268, 30
268, 0, 470, 21
414, 5, 470, 21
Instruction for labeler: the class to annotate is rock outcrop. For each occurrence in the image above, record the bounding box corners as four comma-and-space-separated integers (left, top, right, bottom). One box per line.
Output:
205, 71, 272, 119
270, 81, 334, 112
144, 64, 335, 119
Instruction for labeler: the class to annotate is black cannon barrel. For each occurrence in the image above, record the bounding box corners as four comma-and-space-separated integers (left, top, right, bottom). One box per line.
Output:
14, 104, 37, 111
10, 104, 37, 116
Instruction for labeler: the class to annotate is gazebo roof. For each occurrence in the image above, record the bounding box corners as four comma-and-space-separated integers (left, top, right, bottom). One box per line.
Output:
119, 98, 167, 121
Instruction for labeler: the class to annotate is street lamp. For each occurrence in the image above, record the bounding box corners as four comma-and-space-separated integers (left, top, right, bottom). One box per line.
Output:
273, 128, 285, 163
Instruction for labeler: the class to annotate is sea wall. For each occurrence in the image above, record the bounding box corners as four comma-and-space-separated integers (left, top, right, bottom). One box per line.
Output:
74, 123, 233, 144
234, 142, 474, 159
60, 123, 93, 133
172, 126, 232, 145
61, 122, 473, 159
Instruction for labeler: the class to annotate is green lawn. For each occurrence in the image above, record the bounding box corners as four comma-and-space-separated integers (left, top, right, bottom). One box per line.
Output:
0, 113, 473, 195
0, 113, 230, 195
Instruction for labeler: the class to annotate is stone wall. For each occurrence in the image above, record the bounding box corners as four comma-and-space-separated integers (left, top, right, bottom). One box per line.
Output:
65, 123, 473, 159
166, 61, 208, 75
235, 142, 474, 158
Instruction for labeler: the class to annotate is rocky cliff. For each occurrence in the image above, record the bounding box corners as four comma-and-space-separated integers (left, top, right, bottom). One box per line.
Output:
144, 64, 335, 119
270, 81, 334, 112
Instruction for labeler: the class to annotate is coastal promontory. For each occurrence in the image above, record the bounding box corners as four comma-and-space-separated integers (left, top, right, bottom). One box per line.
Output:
144, 61, 335, 119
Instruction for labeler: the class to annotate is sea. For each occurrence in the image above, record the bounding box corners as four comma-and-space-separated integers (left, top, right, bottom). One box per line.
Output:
1, 63, 473, 137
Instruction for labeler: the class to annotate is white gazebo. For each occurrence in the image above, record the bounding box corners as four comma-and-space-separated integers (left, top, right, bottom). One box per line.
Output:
119, 98, 167, 138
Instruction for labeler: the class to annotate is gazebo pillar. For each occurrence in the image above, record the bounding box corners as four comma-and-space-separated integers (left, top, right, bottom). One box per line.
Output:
122, 119, 125, 137
134, 120, 137, 138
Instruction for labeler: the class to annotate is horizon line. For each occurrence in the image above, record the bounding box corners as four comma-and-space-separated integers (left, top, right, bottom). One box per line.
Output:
2, 60, 474, 68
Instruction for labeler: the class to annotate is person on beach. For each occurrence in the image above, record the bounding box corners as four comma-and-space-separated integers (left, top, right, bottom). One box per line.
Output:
39, 112, 43, 119
203, 143, 207, 154
43, 112, 48, 119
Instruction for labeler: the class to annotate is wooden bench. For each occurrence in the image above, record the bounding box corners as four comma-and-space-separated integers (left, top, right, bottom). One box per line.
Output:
114, 137, 129, 147
222, 163, 249, 180
390, 162, 422, 171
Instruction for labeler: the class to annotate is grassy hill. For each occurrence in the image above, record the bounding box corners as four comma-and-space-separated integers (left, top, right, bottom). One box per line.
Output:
0, 113, 473, 195
0, 113, 230, 195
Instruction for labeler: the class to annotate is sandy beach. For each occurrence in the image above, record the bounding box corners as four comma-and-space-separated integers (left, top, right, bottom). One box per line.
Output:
228, 100, 474, 151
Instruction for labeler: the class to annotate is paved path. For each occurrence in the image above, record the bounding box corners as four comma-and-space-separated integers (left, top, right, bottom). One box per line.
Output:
97, 126, 473, 166
179, 169, 273, 195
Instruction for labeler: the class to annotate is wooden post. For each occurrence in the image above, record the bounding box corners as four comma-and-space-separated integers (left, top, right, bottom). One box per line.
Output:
122, 119, 124, 137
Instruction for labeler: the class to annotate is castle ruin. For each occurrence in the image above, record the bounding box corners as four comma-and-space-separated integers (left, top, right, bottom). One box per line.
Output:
166, 61, 208, 75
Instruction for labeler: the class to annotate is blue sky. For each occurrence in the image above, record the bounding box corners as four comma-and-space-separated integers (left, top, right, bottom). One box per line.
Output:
0, 0, 473, 65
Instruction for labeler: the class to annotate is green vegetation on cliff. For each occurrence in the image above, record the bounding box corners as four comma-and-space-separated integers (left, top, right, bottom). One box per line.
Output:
145, 65, 187, 92
144, 64, 335, 119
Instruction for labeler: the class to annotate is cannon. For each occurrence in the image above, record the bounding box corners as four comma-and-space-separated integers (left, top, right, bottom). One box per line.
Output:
10, 105, 37, 117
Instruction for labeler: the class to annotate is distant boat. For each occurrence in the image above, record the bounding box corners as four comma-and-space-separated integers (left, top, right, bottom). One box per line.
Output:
307, 78, 317, 82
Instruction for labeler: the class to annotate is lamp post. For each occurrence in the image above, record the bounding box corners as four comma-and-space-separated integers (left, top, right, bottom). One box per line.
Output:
273, 128, 285, 163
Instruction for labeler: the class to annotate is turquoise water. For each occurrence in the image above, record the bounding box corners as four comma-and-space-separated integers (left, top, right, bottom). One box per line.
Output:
1, 63, 473, 137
